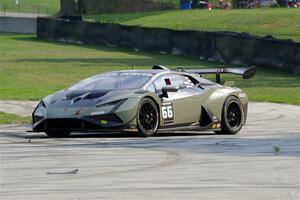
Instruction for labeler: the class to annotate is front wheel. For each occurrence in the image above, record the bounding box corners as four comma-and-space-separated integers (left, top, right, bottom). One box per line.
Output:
45, 131, 71, 138
215, 96, 243, 135
136, 98, 159, 137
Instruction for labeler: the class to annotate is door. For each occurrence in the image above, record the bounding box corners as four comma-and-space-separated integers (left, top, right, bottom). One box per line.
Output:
153, 73, 205, 126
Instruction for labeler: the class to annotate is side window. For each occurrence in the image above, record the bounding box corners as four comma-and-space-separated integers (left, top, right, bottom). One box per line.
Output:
153, 74, 185, 93
169, 74, 185, 88
183, 76, 196, 88
146, 83, 156, 92
153, 75, 167, 93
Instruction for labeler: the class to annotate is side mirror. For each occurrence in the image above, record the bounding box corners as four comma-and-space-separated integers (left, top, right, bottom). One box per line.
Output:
161, 86, 179, 98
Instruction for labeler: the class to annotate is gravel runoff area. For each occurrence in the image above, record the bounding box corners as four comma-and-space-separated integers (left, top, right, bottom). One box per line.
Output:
0, 100, 38, 117
0, 102, 299, 200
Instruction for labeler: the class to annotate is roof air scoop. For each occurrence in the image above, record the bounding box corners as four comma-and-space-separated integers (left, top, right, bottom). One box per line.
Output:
152, 65, 169, 70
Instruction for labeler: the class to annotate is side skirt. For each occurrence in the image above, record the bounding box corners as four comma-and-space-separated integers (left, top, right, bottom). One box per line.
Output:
158, 122, 221, 132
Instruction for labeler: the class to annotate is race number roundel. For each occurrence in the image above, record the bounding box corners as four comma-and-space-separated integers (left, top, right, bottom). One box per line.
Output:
161, 102, 174, 124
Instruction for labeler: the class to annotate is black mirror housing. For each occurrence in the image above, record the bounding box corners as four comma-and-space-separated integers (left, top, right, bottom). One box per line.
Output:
161, 86, 179, 98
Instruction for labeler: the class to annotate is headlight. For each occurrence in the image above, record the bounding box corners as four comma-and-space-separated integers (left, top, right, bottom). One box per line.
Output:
35, 101, 46, 113
32, 101, 46, 124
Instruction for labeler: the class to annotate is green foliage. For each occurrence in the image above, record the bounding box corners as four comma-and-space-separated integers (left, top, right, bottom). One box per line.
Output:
273, 146, 280, 155
0, 0, 60, 15
87, 8, 300, 42
231, 0, 239, 8
0, 33, 299, 105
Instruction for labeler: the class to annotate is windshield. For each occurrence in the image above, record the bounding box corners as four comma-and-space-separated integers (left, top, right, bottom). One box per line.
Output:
68, 72, 153, 91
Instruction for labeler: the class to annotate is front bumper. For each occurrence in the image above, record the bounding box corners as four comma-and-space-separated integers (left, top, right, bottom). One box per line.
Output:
31, 97, 141, 133
31, 113, 136, 132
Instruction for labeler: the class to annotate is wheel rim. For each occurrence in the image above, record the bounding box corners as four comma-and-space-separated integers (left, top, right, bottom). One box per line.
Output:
139, 103, 157, 131
226, 102, 242, 128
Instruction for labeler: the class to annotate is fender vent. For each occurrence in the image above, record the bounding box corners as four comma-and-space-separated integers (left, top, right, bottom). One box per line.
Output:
199, 106, 212, 127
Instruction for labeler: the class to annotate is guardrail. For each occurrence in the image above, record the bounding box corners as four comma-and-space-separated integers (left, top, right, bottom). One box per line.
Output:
0, 16, 36, 34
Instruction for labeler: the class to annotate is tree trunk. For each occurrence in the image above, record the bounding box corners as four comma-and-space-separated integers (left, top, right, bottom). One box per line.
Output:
60, 0, 78, 16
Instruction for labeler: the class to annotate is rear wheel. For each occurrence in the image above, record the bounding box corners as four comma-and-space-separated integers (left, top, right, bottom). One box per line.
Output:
136, 98, 159, 137
45, 131, 71, 138
215, 96, 243, 135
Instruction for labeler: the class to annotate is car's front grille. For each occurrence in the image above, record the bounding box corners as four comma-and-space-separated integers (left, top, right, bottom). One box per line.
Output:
46, 119, 82, 130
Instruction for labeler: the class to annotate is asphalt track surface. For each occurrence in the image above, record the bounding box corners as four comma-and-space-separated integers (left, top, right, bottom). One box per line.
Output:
0, 102, 299, 200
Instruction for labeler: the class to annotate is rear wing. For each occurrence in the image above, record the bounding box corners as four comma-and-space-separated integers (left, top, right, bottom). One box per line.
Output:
175, 66, 256, 84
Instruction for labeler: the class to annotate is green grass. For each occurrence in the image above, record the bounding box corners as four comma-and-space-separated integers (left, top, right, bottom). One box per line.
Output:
0, 33, 299, 105
211, 69, 300, 105
0, 33, 220, 100
273, 146, 280, 155
87, 8, 300, 42
0, 0, 59, 15
1, 1, 299, 43
0, 112, 31, 124
1, 1, 299, 42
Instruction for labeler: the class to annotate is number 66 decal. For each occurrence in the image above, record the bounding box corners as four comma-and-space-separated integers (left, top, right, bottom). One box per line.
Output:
161, 102, 174, 124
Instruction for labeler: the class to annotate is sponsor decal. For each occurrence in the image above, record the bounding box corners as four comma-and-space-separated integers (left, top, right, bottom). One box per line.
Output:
165, 78, 171, 85
96, 73, 118, 77
97, 72, 153, 77
91, 111, 105, 115
100, 120, 108, 125
119, 72, 153, 77
239, 93, 246, 98
212, 124, 217, 129
75, 110, 81, 116
212, 123, 221, 129
75, 108, 82, 116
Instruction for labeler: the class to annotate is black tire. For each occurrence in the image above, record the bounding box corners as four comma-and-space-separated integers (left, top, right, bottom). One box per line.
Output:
136, 98, 159, 137
215, 96, 243, 135
45, 131, 71, 138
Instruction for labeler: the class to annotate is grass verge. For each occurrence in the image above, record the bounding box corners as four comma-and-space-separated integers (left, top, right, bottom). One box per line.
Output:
0, 33, 299, 105
87, 8, 300, 42
0, 0, 59, 15
0, 112, 31, 124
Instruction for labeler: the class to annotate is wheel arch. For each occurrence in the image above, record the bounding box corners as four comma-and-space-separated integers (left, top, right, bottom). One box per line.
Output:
142, 95, 160, 115
200, 87, 246, 123
218, 95, 245, 134
136, 95, 160, 137
224, 91, 248, 125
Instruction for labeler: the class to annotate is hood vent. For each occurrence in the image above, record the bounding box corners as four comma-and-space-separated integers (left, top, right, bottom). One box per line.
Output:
65, 90, 109, 100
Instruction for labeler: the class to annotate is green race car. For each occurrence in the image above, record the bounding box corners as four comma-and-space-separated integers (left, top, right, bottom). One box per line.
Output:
31, 65, 256, 137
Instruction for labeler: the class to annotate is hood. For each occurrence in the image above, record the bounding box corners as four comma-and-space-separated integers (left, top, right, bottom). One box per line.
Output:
45, 89, 138, 108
